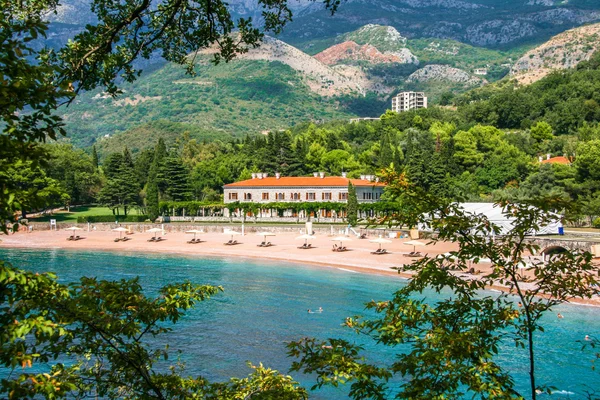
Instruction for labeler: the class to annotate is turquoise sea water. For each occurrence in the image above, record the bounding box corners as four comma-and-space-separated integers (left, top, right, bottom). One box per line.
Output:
1, 248, 600, 399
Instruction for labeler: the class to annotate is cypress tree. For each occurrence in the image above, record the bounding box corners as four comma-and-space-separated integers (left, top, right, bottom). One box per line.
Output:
347, 182, 358, 227
379, 131, 394, 169
146, 140, 167, 222
155, 138, 168, 161
146, 162, 160, 221
92, 145, 99, 169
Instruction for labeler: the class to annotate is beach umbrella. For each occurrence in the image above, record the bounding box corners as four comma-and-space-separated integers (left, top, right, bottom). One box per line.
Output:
186, 229, 204, 241
256, 231, 276, 242
147, 227, 163, 240
403, 239, 426, 253
65, 226, 82, 239
369, 237, 391, 250
331, 236, 352, 247
112, 227, 128, 240
438, 252, 458, 261
224, 230, 242, 241
296, 234, 316, 246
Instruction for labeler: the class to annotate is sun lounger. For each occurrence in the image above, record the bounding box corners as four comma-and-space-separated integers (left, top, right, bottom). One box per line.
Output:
359, 233, 367, 239
225, 240, 239, 246
371, 248, 388, 255
265, 242, 272, 247
114, 238, 121, 242
148, 238, 156, 242
298, 243, 313, 249
257, 241, 266, 247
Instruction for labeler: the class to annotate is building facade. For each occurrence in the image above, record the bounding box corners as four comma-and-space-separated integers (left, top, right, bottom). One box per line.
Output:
223, 173, 385, 205
391, 91, 427, 113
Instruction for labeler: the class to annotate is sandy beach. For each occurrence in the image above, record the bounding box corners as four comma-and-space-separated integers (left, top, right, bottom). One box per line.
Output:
2, 228, 599, 306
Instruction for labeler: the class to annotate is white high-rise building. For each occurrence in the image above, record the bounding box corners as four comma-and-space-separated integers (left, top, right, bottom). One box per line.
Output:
391, 92, 427, 112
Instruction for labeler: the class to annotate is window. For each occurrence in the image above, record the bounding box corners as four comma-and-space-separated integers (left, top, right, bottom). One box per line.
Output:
362, 192, 373, 200
262, 193, 269, 200
276, 193, 285, 200
244, 193, 252, 200
339, 192, 348, 200
229, 192, 238, 200
322, 192, 332, 200
292, 193, 300, 200
307, 192, 316, 200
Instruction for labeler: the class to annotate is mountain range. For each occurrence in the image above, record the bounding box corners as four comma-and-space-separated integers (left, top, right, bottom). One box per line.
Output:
46, 0, 600, 151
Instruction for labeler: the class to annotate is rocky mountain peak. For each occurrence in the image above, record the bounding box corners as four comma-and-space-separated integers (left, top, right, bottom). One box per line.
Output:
314, 40, 417, 65
510, 22, 600, 85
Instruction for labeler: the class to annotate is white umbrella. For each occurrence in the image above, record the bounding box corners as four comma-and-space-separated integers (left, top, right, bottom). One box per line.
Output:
438, 252, 458, 261
147, 227, 163, 239
256, 231, 275, 243
331, 236, 352, 248
65, 226, 82, 239
112, 227, 128, 240
224, 230, 242, 241
256, 231, 276, 237
403, 239, 426, 253
296, 234, 316, 246
186, 229, 204, 241
369, 237, 392, 249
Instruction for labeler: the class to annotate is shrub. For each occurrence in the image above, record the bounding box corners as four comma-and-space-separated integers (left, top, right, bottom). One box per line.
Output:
77, 215, 149, 223
593, 217, 600, 229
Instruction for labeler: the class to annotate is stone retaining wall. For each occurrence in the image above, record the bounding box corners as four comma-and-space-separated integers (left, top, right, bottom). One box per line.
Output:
25, 222, 410, 237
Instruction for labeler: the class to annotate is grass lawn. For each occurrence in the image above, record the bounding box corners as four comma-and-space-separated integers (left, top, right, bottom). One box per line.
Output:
28, 206, 140, 222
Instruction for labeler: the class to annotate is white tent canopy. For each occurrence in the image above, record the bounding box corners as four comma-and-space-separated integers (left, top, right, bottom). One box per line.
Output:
418, 202, 562, 236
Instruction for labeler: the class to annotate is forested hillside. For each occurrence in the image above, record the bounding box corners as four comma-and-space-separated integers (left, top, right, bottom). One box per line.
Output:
26, 52, 600, 226
456, 52, 600, 134
61, 58, 356, 147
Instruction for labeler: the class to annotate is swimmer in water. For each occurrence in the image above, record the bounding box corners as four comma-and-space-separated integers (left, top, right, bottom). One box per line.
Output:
557, 313, 564, 319
318, 307, 323, 313
585, 335, 591, 341
307, 309, 314, 314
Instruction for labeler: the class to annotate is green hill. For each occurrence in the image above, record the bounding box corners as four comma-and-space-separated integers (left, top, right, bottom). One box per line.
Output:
60, 57, 356, 148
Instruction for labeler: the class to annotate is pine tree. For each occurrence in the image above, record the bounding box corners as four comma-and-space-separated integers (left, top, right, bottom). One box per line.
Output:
123, 147, 134, 169
347, 182, 358, 227
162, 156, 192, 201
98, 152, 139, 216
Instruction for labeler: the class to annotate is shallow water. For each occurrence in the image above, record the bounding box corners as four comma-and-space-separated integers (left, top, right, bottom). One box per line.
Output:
1, 248, 599, 399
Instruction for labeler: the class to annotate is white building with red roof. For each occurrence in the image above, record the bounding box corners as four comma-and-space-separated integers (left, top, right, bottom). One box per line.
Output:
223, 172, 385, 204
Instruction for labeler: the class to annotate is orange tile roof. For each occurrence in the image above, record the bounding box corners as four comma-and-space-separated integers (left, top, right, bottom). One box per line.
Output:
224, 176, 386, 188
541, 156, 571, 165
